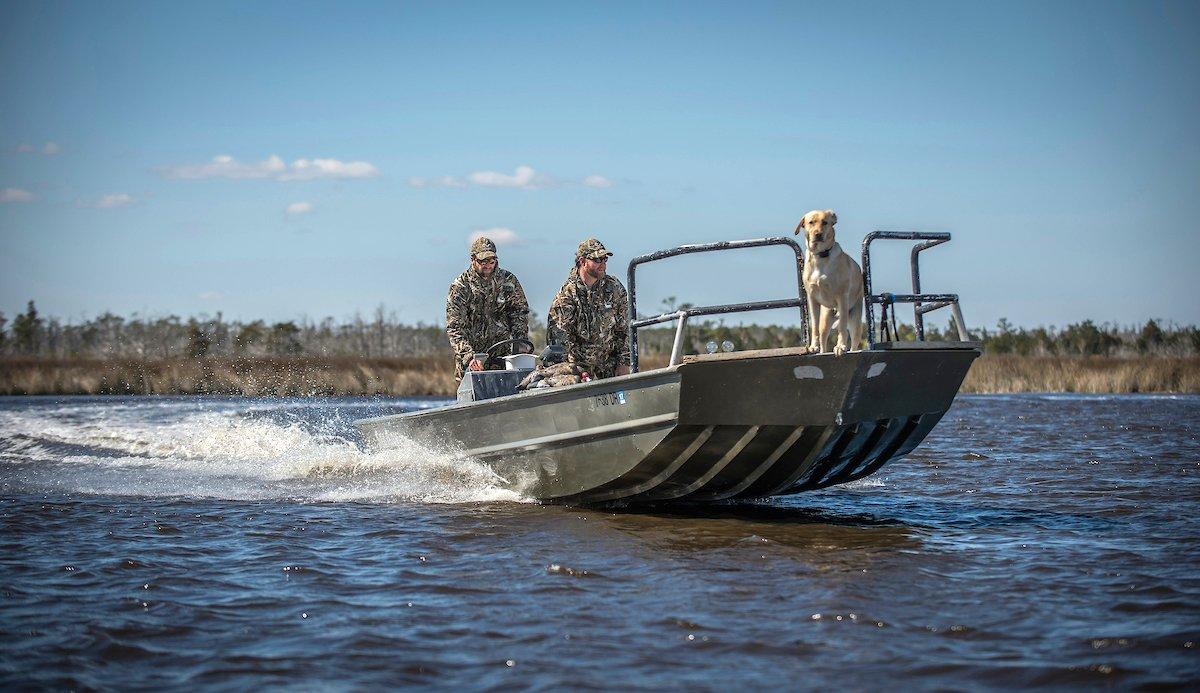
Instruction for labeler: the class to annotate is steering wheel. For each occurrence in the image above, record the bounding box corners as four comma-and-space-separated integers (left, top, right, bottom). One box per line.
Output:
484, 337, 535, 358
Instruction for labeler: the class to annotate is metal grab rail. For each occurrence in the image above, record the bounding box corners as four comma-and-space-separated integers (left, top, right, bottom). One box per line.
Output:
627, 237, 808, 373
860, 231, 969, 347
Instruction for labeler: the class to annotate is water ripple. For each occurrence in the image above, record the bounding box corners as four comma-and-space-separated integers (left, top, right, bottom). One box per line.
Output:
1, 394, 1198, 688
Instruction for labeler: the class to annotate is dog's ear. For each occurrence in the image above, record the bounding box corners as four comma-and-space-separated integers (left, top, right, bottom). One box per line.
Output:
825, 210, 837, 226
794, 211, 811, 235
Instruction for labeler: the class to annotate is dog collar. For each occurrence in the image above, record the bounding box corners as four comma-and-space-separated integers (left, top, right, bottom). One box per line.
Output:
816, 248, 832, 258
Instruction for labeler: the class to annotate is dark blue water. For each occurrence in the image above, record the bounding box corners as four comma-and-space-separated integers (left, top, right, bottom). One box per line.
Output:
2, 394, 1198, 688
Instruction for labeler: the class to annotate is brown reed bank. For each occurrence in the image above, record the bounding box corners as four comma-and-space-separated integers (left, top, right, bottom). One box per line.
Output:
961, 355, 1200, 393
1, 354, 1196, 396
0, 356, 457, 397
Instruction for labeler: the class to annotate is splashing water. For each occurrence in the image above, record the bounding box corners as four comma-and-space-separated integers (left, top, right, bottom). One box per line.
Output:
0, 397, 525, 503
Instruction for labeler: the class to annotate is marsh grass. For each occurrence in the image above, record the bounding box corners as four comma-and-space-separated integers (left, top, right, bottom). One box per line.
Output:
1, 354, 1196, 396
962, 355, 1200, 393
0, 357, 456, 396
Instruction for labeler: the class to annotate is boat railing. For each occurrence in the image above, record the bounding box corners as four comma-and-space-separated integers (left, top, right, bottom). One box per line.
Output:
860, 231, 970, 348
626, 237, 808, 373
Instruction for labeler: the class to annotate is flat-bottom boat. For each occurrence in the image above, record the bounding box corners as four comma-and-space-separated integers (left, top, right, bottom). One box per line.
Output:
356, 233, 979, 504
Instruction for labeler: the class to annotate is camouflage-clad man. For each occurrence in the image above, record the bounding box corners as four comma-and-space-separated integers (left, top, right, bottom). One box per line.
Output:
547, 238, 632, 379
446, 237, 531, 380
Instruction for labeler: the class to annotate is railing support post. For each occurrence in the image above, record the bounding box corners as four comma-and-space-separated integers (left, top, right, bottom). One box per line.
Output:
669, 313, 689, 367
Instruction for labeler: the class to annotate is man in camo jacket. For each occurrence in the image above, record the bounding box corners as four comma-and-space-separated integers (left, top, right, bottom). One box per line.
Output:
446, 237, 531, 381
547, 238, 632, 379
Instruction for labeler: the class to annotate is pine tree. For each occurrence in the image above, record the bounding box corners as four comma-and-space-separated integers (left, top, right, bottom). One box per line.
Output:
11, 301, 44, 354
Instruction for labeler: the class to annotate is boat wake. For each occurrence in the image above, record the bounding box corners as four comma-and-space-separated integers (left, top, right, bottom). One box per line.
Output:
0, 399, 525, 503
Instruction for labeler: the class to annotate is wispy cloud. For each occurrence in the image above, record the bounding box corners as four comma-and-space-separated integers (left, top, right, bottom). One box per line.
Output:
407, 175, 467, 189
469, 165, 544, 189
468, 227, 522, 246
409, 165, 613, 191
158, 154, 379, 181
285, 201, 314, 216
198, 291, 224, 301
14, 142, 59, 155
283, 158, 378, 181
582, 174, 614, 188
82, 193, 135, 209
0, 188, 35, 203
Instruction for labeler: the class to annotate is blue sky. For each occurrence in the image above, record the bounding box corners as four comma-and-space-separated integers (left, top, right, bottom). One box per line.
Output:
2, 0, 1197, 331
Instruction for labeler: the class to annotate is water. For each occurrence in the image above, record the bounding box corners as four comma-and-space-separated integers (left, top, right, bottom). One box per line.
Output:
1, 394, 1198, 688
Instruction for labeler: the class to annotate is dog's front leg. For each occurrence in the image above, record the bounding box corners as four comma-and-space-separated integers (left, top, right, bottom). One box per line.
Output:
806, 290, 821, 353
833, 297, 851, 356
818, 306, 835, 354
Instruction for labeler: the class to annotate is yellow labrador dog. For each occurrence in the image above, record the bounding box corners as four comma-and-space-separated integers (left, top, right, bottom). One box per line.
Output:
795, 209, 864, 355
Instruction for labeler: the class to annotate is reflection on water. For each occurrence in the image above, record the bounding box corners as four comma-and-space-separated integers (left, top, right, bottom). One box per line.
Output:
582, 503, 919, 552
1, 394, 1198, 689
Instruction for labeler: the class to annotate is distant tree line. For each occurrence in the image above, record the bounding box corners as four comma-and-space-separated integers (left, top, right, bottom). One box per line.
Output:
1, 300, 1196, 360
679, 318, 1197, 357
0, 301, 451, 359
648, 297, 1199, 357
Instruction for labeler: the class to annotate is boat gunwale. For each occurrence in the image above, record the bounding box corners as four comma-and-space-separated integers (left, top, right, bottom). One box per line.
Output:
355, 344, 982, 429
355, 363, 683, 427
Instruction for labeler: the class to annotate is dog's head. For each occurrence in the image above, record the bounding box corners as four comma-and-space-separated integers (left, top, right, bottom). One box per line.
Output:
794, 209, 838, 254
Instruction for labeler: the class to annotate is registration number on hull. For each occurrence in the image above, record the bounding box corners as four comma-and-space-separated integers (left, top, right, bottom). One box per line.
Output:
593, 390, 627, 407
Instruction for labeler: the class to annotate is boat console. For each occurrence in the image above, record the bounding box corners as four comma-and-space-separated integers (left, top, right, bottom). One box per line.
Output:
456, 368, 533, 403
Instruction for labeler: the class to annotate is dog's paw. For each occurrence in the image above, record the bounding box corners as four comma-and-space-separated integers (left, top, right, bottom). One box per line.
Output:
833, 344, 848, 356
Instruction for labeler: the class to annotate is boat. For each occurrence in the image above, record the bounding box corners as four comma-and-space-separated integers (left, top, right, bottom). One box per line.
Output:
355, 233, 980, 504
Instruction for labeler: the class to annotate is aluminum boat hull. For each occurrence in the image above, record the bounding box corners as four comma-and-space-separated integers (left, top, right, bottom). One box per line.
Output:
355, 344, 978, 504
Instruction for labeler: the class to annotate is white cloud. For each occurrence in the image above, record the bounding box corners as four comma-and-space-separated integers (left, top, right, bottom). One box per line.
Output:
280, 158, 379, 181
582, 174, 614, 188
285, 201, 314, 216
410, 166, 613, 191
87, 193, 135, 208
407, 174, 467, 189
198, 291, 224, 300
13, 143, 59, 155
468, 227, 522, 247
0, 188, 34, 203
158, 154, 379, 181
468, 165, 542, 189
161, 154, 284, 179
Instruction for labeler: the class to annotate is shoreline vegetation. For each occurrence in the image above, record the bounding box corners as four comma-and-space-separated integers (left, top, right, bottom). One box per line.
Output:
1, 355, 1197, 396
1, 302, 1198, 395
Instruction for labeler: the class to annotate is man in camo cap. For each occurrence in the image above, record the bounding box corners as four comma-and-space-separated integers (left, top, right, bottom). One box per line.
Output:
547, 237, 632, 379
445, 236, 531, 381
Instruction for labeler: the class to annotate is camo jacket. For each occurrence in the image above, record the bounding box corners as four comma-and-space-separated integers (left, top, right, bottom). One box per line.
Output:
547, 268, 631, 379
445, 267, 530, 379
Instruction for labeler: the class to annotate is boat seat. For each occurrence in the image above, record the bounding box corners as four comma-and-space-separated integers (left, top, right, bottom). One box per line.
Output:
457, 368, 535, 403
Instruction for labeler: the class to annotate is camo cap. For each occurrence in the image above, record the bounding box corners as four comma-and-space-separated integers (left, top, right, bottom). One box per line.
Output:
576, 237, 613, 260
470, 236, 498, 260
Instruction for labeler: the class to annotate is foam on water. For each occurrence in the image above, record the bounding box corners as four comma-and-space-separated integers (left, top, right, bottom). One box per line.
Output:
841, 476, 885, 489
0, 400, 525, 503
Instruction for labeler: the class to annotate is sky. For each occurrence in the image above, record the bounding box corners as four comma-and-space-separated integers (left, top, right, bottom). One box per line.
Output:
1, 0, 1198, 332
